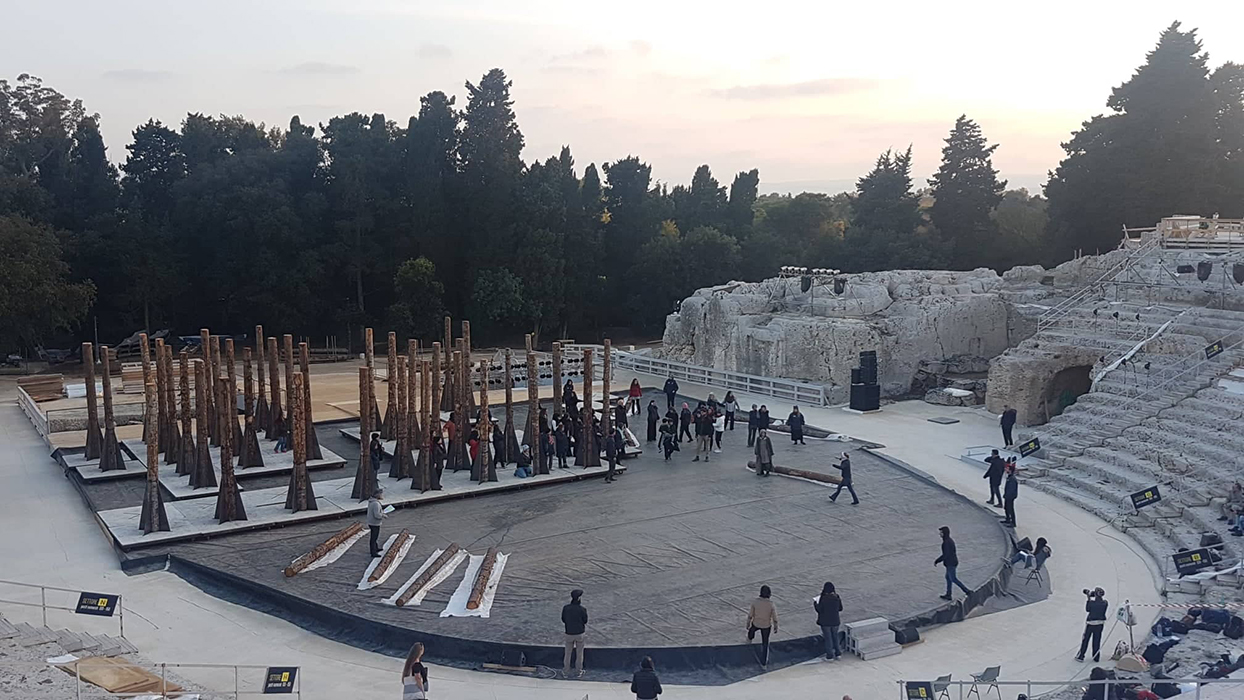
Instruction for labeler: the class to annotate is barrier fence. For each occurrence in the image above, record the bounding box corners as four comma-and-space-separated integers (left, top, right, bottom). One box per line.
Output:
0, 578, 124, 639
0, 659, 301, 698
899, 676, 1244, 700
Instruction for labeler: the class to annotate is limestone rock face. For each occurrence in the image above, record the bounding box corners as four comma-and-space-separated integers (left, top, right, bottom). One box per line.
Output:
661, 269, 1026, 403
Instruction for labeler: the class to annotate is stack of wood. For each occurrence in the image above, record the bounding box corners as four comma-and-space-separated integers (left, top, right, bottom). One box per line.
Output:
18, 374, 65, 402
122, 360, 195, 394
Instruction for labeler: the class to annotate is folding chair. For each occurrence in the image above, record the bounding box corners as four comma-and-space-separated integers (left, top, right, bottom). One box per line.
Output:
933, 674, 952, 700
1025, 563, 1045, 586
967, 666, 1001, 700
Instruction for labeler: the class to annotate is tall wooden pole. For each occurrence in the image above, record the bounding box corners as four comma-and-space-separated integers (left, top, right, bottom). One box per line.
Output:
99, 345, 126, 472
155, 338, 169, 454
226, 339, 243, 454
440, 318, 455, 413
449, 349, 465, 471
527, 334, 546, 474
298, 342, 323, 460
255, 325, 270, 433
214, 375, 246, 523
463, 321, 475, 410
552, 341, 563, 419
209, 335, 222, 446
199, 329, 214, 442
478, 360, 497, 482
602, 339, 612, 438
282, 335, 295, 451
285, 372, 317, 512
82, 342, 102, 460
407, 339, 421, 446
389, 356, 412, 479
190, 360, 216, 489
413, 358, 432, 492
351, 367, 376, 501
469, 355, 484, 482
364, 328, 382, 429
164, 345, 182, 465
428, 343, 443, 490
503, 349, 519, 463
382, 332, 397, 439
139, 378, 170, 534
266, 337, 283, 440
177, 350, 196, 476
240, 348, 265, 468
139, 333, 153, 444
577, 347, 599, 467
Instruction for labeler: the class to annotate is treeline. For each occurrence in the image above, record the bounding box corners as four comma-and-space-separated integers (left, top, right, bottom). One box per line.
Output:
1, 22, 1240, 353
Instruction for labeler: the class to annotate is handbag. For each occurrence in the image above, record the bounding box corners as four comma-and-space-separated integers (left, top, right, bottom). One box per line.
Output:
403, 676, 427, 700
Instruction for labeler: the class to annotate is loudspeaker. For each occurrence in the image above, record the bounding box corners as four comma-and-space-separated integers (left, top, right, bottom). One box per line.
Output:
850, 383, 880, 411
833, 277, 846, 295
801, 275, 812, 292
850, 368, 862, 384
1197, 261, 1212, 281
1177, 264, 1195, 274
500, 649, 526, 667
1234, 263, 1244, 285
1201, 532, 1224, 549
861, 365, 877, 385
894, 626, 920, 645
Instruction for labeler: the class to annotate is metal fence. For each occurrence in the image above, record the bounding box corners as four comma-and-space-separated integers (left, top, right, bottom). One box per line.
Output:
0, 659, 300, 698
899, 676, 1244, 700
0, 578, 124, 639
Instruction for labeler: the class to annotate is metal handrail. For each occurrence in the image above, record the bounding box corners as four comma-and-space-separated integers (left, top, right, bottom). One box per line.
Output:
0, 578, 125, 638
898, 676, 1244, 700
1038, 236, 1162, 331
0, 659, 300, 699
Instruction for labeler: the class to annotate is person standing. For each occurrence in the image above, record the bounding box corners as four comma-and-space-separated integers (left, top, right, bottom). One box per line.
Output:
1076, 588, 1109, 663
935, 525, 971, 601
786, 406, 806, 445
829, 452, 859, 504
1002, 460, 1019, 527
367, 488, 386, 557
604, 427, 622, 483
663, 376, 680, 411
554, 422, 570, 469
1000, 405, 1017, 447
646, 400, 660, 442
814, 582, 844, 661
630, 656, 662, 700
562, 589, 588, 678
758, 405, 772, 432
492, 425, 507, 469
984, 449, 1006, 507
747, 404, 760, 447
754, 428, 774, 476
723, 392, 738, 430
679, 403, 693, 443
694, 408, 714, 462
402, 642, 429, 700
746, 585, 779, 668
713, 411, 725, 452
660, 418, 677, 460
628, 378, 643, 416
564, 383, 580, 419
369, 432, 384, 472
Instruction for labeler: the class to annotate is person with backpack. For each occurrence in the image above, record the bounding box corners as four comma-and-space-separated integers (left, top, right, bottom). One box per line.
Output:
815, 581, 844, 661
630, 656, 662, 699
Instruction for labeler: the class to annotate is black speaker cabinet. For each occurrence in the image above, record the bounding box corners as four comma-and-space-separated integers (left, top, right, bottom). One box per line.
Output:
850, 384, 880, 411
850, 368, 862, 384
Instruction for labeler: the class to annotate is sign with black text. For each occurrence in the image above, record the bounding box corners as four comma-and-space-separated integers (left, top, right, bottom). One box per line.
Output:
906, 681, 935, 699
263, 667, 298, 694
1018, 437, 1041, 458
1205, 341, 1224, 360
1172, 548, 1214, 576
1129, 486, 1162, 511
74, 592, 118, 617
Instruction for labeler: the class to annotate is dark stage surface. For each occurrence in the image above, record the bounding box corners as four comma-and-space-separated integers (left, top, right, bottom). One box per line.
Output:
153, 390, 1010, 681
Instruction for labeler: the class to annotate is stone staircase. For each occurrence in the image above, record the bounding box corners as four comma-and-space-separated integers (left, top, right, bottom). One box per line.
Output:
0, 612, 137, 657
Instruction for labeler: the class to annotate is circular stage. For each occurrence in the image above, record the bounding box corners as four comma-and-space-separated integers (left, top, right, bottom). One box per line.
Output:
158, 391, 1010, 682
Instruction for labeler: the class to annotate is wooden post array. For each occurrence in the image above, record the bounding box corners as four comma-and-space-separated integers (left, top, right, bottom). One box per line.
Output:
577, 347, 599, 467
602, 338, 612, 438
255, 325, 270, 433
552, 341, 563, 419
266, 336, 283, 440
382, 332, 397, 440
351, 367, 377, 501
388, 356, 414, 479
209, 335, 222, 446
240, 348, 264, 468
163, 345, 181, 465
503, 349, 519, 463
298, 342, 323, 460
364, 328, 382, 430
82, 342, 102, 460
225, 339, 243, 453
139, 378, 170, 534
214, 375, 246, 523
98, 345, 126, 472
413, 358, 433, 492
177, 350, 196, 476
478, 360, 496, 482
467, 547, 500, 610
526, 335, 546, 475
190, 360, 216, 489
285, 372, 317, 512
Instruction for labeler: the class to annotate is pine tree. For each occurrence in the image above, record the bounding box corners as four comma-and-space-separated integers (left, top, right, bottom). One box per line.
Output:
928, 115, 1006, 270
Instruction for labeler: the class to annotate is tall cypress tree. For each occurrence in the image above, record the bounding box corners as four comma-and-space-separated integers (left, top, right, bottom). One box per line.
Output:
929, 115, 1006, 270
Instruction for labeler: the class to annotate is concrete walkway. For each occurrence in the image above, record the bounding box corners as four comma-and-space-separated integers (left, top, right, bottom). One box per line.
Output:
0, 370, 1161, 700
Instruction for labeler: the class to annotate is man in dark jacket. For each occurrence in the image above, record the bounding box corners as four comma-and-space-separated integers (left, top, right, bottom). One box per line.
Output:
786, 407, 806, 444
758, 405, 771, 431
754, 428, 774, 476
1075, 587, 1109, 662
604, 428, 623, 483
663, 377, 679, 411
678, 404, 693, 443
814, 582, 844, 660
561, 589, 588, 677
984, 449, 1006, 507
565, 385, 580, 420
829, 452, 859, 504
630, 656, 662, 699
554, 423, 570, 469
747, 404, 760, 447
646, 400, 660, 442
1002, 461, 1019, 527
934, 526, 972, 601
1000, 405, 1017, 447
693, 407, 714, 462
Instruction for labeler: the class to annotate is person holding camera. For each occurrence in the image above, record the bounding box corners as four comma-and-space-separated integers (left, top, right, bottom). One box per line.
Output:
1076, 587, 1109, 662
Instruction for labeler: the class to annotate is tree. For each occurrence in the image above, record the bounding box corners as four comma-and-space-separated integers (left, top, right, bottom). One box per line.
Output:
467, 268, 526, 336
847, 147, 945, 271
386, 257, 445, 340
726, 169, 760, 237
682, 226, 740, 290
928, 115, 1006, 270
991, 189, 1049, 270
121, 119, 185, 221
458, 69, 524, 285
1211, 62, 1244, 216
627, 221, 684, 330
0, 215, 94, 351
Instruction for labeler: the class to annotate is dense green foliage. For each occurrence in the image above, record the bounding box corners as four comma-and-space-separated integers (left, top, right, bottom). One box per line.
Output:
1, 23, 1240, 351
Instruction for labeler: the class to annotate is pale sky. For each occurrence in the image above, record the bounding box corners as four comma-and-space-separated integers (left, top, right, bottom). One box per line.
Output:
7, 1, 1243, 194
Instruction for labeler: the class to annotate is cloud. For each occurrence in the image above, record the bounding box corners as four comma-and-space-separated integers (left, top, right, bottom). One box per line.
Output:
277, 62, 360, 76
417, 43, 452, 59
101, 69, 173, 83
540, 64, 606, 77
550, 45, 609, 63
711, 78, 882, 100
629, 40, 652, 56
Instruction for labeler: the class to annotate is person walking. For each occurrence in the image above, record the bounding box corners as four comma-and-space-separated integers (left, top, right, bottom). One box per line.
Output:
554, 422, 570, 469
754, 427, 774, 476
786, 406, 806, 444
746, 585, 778, 668
562, 589, 588, 677
814, 581, 844, 661
1000, 405, 1017, 447
402, 642, 429, 700
628, 378, 643, 416
1076, 588, 1109, 662
367, 488, 386, 557
713, 411, 725, 452
1002, 460, 1019, 527
935, 525, 972, 601
630, 656, 662, 700
693, 407, 714, 462
829, 451, 859, 504
659, 418, 677, 460
723, 392, 738, 430
679, 404, 693, 443
984, 449, 1006, 507
646, 400, 660, 442
663, 376, 679, 411
747, 404, 760, 447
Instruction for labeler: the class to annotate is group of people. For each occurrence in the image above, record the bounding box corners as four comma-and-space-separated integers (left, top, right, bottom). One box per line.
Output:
983, 448, 1021, 527
653, 391, 738, 462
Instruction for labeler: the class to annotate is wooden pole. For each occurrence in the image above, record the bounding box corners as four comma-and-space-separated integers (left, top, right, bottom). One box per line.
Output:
527, 334, 546, 474
266, 336, 283, 441
199, 329, 214, 441
364, 328, 382, 429
382, 332, 397, 439
214, 375, 246, 523
99, 345, 126, 472
240, 348, 264, 468
467, 547, 500, 610
226, 339, 243, 454
255, 325, 270, 433
602, 338, 612, 438
576, 347, 599, 467
139, 378, 170, 534
478, 359, 496, 482
162, 345, 181, 465
369, 529, 411, 583
177, 349, 196, 475
407, 339, 421, 448
299, 342, 323, 460
413, 358, 432, 492
388, 356, 412, 479
139, 333, 153, 444
552, 341, 563, 419
428, 343, 443, 490
155, 338, 169, 454
463, 321, 475, 410
351, 367, 376, 501
282, 334, 295, 450
190, 360, 216, 489
82, 342, 102, 460
440, 319, 455, 413
285, 372, 317, 512
209, 335, 222, 446
503, 349, 519, 463
284, 523, 363, 577
448, 349, 465, 472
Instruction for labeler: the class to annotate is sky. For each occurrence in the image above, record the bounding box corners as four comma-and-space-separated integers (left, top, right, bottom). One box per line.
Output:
6, 1, 1244, 195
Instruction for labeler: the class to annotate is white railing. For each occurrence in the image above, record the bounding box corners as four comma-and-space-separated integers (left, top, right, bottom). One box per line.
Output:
899, 677, 1244, 700
564, 344, 829, 406
0, 578, 125, 638
16, 385, 50, 445
0, 659, 300, 698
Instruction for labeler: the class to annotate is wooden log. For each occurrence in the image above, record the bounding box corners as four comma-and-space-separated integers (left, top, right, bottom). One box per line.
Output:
381, 332, 397, 439
226, 339, 243, 453
284, 523, 364, 577
503, 349, 519, 463
155, 338, 169, 454
576, 347, 599, 467
439, 318, 454, 413
364, 328, 382, 429
139, 334, 153, 443
552, 341, 563, 419
369, 529, 411, 583
285, 372, 317, 512
266, 336, 283, 440
388, 356, 412, 479
407, 339, 421, 449
190, 360, 216, 489
351, 367, 376, 501
162, 345, 181, 465
99, 345, 126, 472
413, 358, 432, 492
199, 329, 214, 440
82, 342, 102, 460
526, 335, 545, 474
463, 320, 476, 410
467, 547, 500, 610
255, 325, 269, 432
428, 343, 443, 491
214, 374, 247, 523
177, 350, 196, 475
240, 348, 264, 468
602, 339, 612, 437
298, 342, 322, 460
395, 543, 461, 606
746, 462, 844, 484
477, 359, 495, 483
138, 379, 169, 533
210, 335, 223, 446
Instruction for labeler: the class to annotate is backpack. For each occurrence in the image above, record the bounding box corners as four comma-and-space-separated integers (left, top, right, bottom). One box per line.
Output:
1225, 615, 1244, 640
1201, 608, 1232, 626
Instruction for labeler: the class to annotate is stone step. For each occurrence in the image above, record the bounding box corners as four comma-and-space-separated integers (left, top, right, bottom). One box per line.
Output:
94, 633, 137, 656
53, 628, 99, 654
1063, 453, 1155, 492
859, 644, 903, 661
13, 622, 56, 647
0, 616, 18, 640
844, 617, 891, 638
